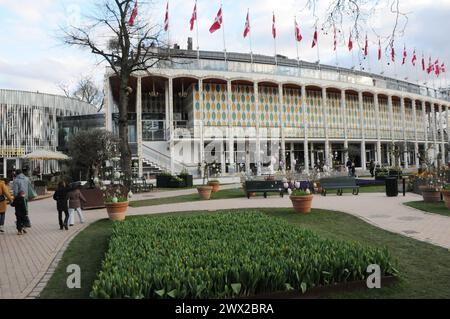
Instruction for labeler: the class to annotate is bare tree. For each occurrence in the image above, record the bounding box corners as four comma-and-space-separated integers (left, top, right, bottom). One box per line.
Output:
306, 0, 408, 53
58, 76, 103, 107
63, 0, 169, 186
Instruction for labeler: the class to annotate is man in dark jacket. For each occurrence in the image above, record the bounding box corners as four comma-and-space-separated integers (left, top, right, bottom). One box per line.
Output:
11, 191, 28, 235
53, 181, 70, 230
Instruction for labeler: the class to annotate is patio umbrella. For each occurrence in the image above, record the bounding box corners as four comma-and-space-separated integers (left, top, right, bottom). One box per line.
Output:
22, 149, 70, 179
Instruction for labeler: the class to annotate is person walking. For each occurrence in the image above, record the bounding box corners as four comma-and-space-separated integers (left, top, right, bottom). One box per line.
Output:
0, 179, 14, 233
12, 169, 36, 200
346, 159, 353, 177
369, 160, 376, 178
11, 191, 28, 235
53, 181, 70, 230
67, 184, 86, 226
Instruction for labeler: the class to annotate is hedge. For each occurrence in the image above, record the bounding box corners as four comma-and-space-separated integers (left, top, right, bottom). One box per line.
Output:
91, 212, 397, 299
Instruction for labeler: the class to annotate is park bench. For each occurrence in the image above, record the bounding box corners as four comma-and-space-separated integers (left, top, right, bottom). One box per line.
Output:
244, 180, 286, 199
319, 177, 359, 196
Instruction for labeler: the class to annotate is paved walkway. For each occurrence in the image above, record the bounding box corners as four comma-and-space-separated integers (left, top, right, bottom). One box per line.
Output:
1, 190, 450, 299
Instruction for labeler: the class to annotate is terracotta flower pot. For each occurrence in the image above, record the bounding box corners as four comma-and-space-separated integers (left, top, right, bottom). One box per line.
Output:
197, 186, 213, 200
442, 190, 450, 208
421, 189, 441, 203
290, 195, 314, 214
207, 181, 220, 193
105, 201, 128, 221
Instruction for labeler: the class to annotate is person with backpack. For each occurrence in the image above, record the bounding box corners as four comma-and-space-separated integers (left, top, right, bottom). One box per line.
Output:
53, 181, 70, 230
0, 178, 14, 233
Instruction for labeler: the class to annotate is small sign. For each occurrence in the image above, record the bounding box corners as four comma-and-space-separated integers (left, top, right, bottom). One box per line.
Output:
0, 147, 25, 157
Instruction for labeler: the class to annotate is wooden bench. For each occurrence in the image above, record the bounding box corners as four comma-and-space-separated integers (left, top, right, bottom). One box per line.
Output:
244, 180, 286, 199
319, 177, 360, 196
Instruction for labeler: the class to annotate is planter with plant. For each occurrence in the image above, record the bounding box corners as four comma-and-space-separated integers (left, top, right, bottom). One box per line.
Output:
168, 176, 186, 188
207, 179, 220, 192
179, 168, 193, 187
156, 172, 173, 188
33, 180, 48, 196
289, 189, 314, 214
196, 162, 218, 200
442, 184, 450, 208
97, 172, 132, 221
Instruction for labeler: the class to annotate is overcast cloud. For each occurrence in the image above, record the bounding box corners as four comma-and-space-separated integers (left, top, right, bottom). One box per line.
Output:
0, 0, 449, 94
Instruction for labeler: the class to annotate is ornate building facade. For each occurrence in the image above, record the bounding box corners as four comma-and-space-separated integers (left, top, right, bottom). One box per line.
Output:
104, 50, 450, 177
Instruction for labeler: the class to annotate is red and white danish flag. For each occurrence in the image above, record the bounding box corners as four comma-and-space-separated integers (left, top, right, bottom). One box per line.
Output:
333, 27, 337, 51
378, 38, 382, 61
364, 34, 368, 56
189, 1, 197, 31
209, 7, 223, 33
295, 19, 302, 42
421, 55, 426, 71
348, 32, 353, 51
129, 0, 138, 26
272, 13, 276, 39
311, 27, 318, 48
411, 49, 417, 66
402, 45, 407, 65
243, 12, 250, 38
164, 1, 169, 32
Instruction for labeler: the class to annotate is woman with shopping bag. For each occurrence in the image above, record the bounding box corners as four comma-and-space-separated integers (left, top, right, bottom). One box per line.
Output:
0, 178, 14, 233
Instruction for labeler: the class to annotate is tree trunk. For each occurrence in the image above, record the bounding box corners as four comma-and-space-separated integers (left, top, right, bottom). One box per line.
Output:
118, 72, 132, 189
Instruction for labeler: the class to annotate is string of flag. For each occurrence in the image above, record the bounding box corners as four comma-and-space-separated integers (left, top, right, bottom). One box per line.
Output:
126, 0, 447, 85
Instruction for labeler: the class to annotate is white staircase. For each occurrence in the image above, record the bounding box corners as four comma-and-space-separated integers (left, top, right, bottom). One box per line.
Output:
142, 142, 187, 174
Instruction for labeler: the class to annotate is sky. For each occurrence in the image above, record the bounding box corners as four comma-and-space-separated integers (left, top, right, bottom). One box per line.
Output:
0, 0, 449, 95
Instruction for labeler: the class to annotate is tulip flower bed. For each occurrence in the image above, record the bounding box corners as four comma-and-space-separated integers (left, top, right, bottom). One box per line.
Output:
90, 212, 397, 299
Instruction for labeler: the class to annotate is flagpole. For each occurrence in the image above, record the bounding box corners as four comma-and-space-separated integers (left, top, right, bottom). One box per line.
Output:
249, 9, 253, 65
221, 4, 227, 62
196, 0, 200, 61
274, 12, 277, 66
334, 25, 339, 67
167, 1, 170, 59
295, 17, 300, 67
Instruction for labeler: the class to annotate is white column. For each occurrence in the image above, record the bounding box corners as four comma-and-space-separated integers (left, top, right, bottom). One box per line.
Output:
2, 159, 6, 179
310, 142, 315, 169
374, 94, 382, 165
431, 104, 438, 165
341, 90, 348, 161
168, 78, 175, 174
302, 86, 309, 173
136, 76, 143, 177
227, 80, 234, 174
400, 96, 408, 168
447, 105, 450, 163
254, 82, 261, 175
290, 142, 295, 173
422, 101, 428, 150
412, 100, 419, 168
388, 95, 394, 142
199, 79, 204, 165
358, 91, 366, 169
279, 83, 286, 172
322, 87, 330, 167
439, 104, 445, 164
104, 76, 113, 132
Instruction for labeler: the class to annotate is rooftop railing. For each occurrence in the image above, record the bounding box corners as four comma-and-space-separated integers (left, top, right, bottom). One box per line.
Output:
152, 49, 449, 102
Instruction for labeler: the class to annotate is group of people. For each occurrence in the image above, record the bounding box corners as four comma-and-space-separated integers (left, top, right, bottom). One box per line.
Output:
346, 159, 377, 177
0, 169, 87, 236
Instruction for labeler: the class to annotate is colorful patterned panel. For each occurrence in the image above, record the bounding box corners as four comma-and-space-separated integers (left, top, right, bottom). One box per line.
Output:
392, 100, 403, 139
283, 88, 303, 128
404, 102, 415, 140
363, 96, 376, 139
202, 83, 228, 127
378, 98, 390, 139
345, 94, 361, 138
231, 85, 255, 127
327, 92, 344, 138
259, 86, 280, 128
306, 91, 325, 137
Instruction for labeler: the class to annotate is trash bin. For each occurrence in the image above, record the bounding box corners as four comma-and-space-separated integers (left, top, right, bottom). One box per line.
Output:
385, 177, 398, 197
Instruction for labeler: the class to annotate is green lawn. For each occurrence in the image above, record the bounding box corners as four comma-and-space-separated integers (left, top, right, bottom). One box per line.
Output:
130, 185, 385, 207
130, 188, 282, 207
40, 208, 450, 299
404, 201, 450, 217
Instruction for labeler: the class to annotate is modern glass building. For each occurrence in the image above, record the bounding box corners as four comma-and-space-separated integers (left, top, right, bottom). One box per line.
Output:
0, 89, 97, 179
103, 49, 450, 177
